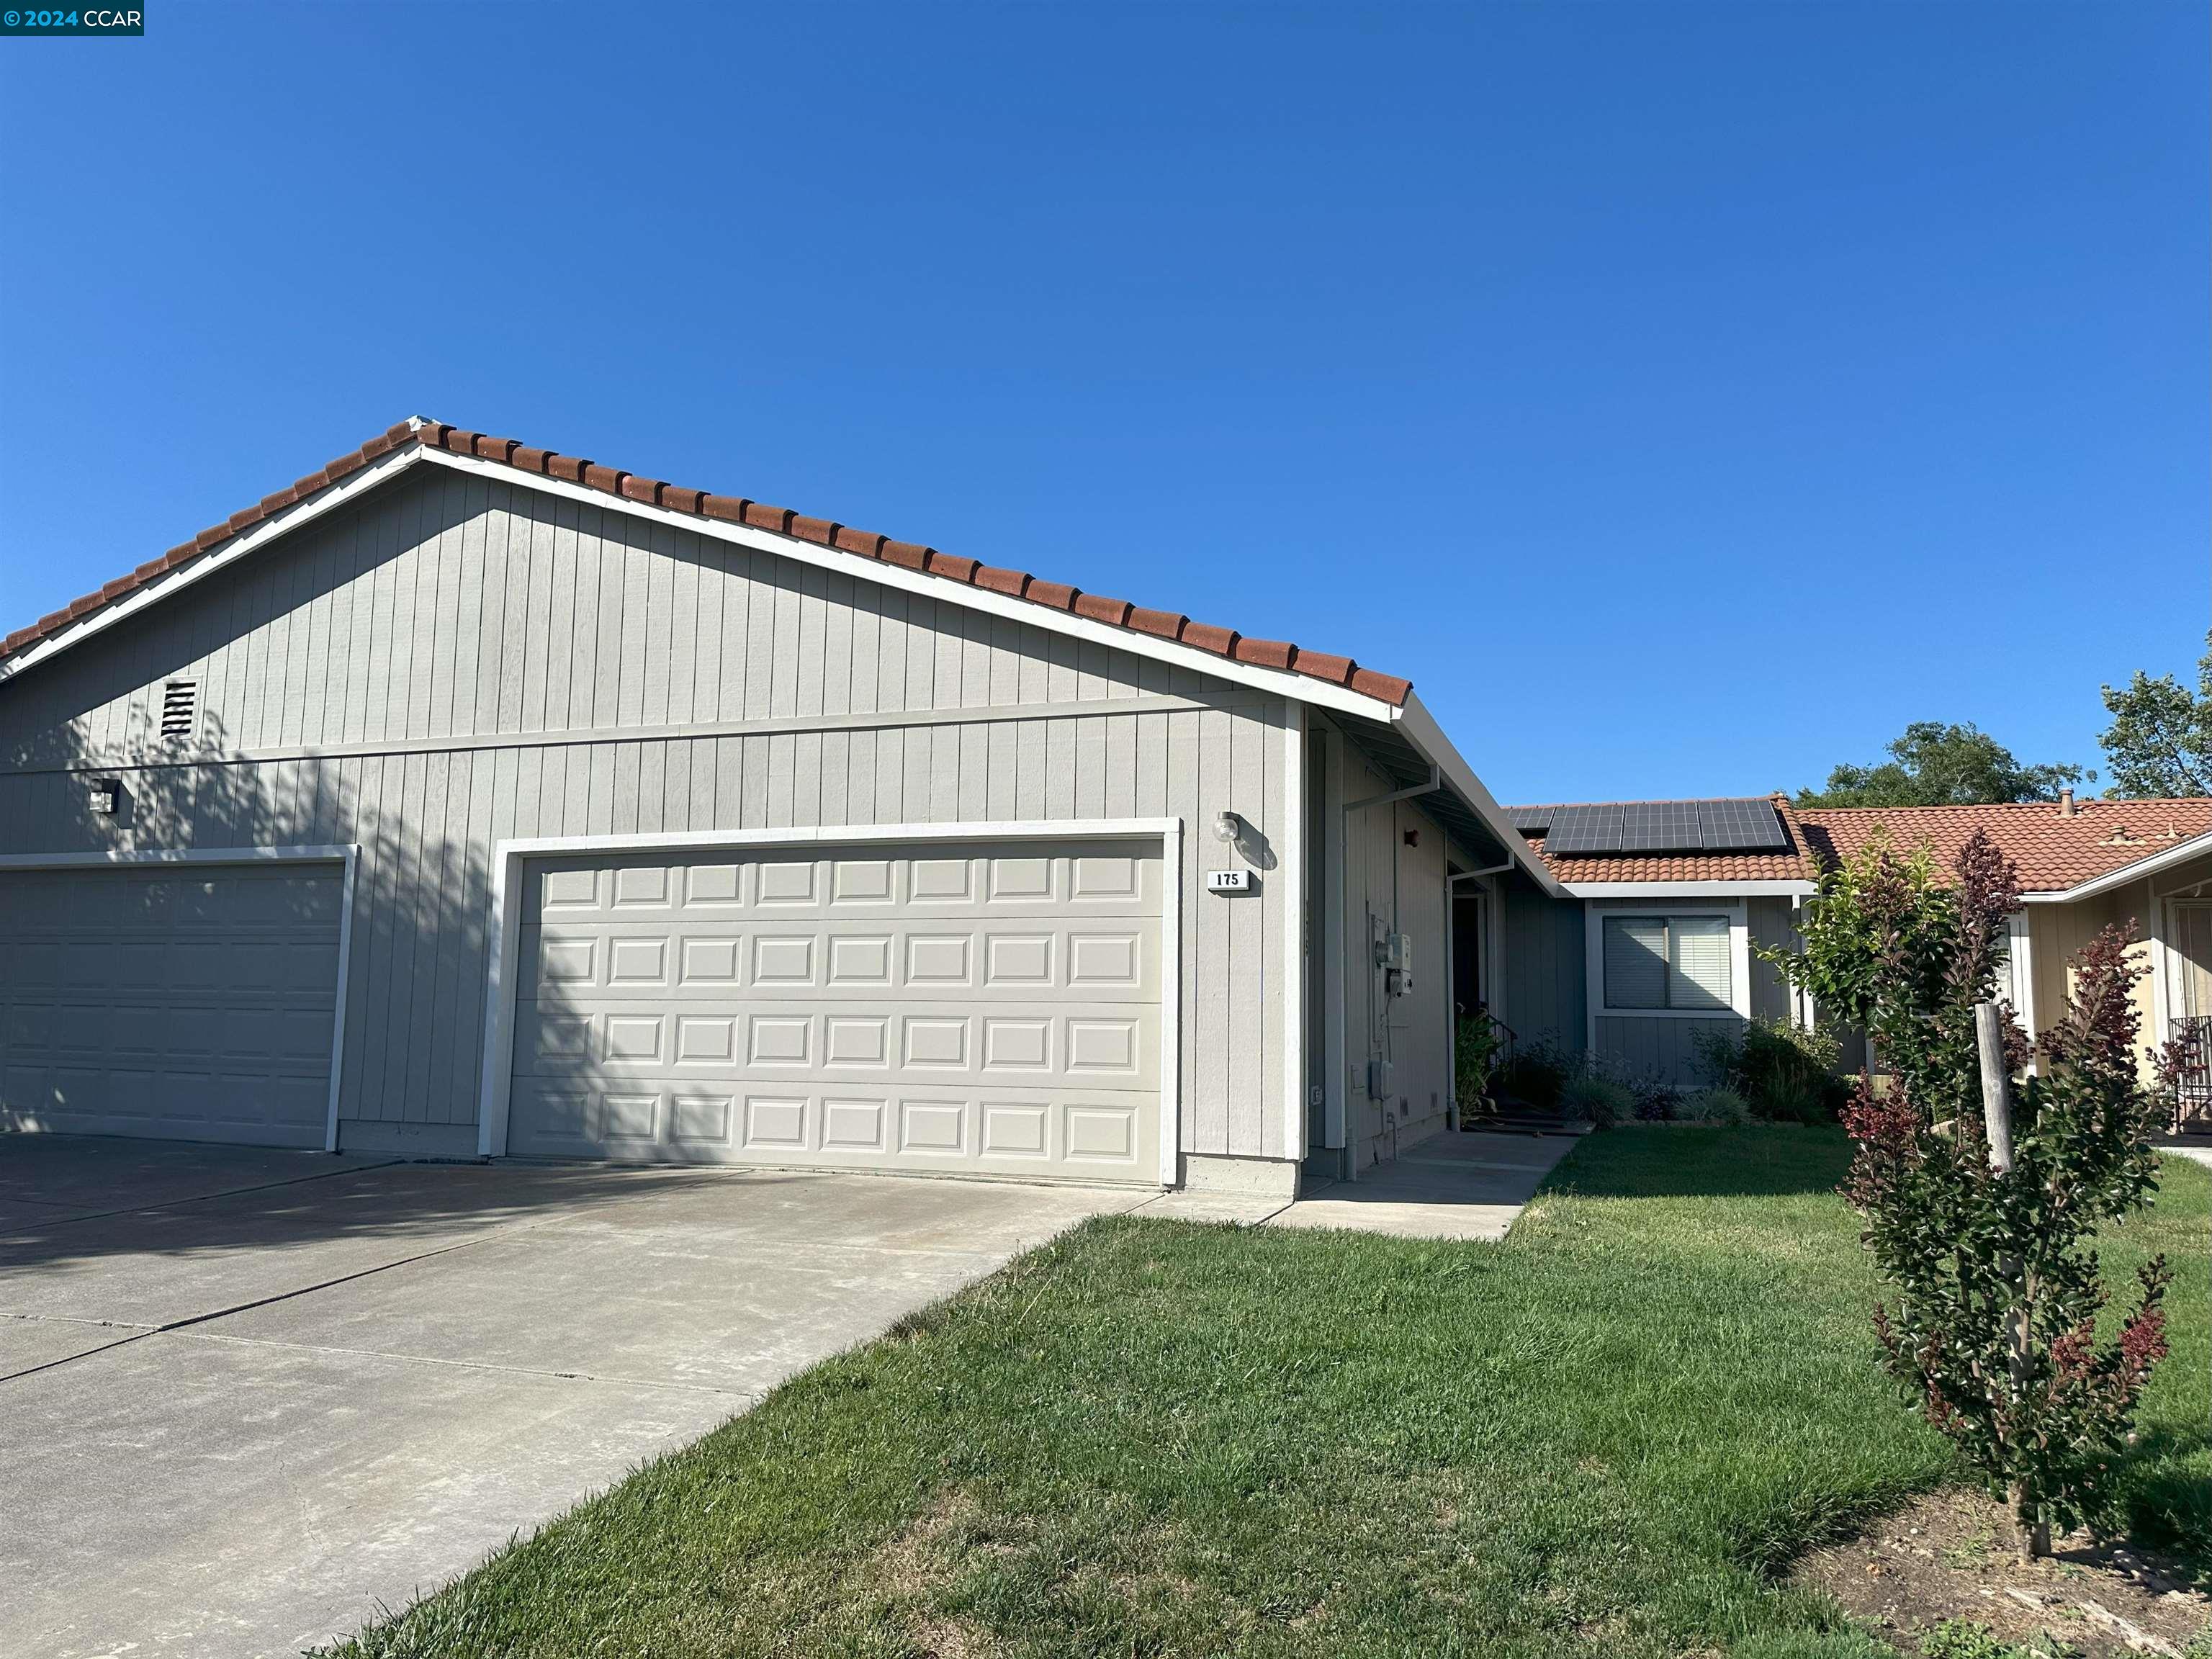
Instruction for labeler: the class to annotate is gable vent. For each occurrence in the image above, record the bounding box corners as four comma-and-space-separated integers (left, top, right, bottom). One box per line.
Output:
160, 680, 198, 742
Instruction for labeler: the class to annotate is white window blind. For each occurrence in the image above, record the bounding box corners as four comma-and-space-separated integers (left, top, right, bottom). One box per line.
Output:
1602, 917, 1670, 1010
1602, 914, 1733, 1012
1668, 916, 1731, 1011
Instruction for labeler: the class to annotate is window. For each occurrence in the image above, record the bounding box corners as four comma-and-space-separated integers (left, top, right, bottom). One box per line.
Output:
1601, 914, 1731, 1012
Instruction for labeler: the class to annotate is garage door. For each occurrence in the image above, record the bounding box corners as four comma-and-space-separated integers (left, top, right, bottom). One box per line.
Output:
0, 863, 344, 1148
507, 838, 1164, 1182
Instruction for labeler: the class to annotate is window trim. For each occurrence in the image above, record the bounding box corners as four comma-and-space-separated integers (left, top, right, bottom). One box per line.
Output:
1583, 900, 1752, 1026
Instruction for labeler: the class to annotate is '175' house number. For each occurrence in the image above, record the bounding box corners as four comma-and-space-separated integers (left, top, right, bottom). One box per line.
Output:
1206, 870, 1254, 894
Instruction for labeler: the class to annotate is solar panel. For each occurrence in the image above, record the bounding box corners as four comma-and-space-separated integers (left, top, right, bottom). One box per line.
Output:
1699, 798, 1787, 851
1527, 797, 1786, 855
1543, 804, 1624, 855
1622, 801, 1702, 852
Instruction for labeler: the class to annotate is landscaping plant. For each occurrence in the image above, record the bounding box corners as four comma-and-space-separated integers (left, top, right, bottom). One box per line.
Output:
1781, 828, 2173, 1557
1454, 1007, 1505, 1118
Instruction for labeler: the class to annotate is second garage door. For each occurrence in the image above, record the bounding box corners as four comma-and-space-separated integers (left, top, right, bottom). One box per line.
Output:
507, 837, 1165, 1182
0, 861, 344, 1148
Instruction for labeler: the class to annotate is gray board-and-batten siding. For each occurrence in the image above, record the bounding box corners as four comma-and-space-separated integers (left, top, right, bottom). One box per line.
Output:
0, 465, 1296, 1163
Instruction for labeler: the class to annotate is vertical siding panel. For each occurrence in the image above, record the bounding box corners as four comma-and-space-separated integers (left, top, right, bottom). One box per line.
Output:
1015, 719, 1047, 819
737, 732, 768, 827
559, 503, 595, 729
660, 526, 695, 729
692, 541, 726, 727
509, 494, 549, 734
447, 482, 491, 738
1074, 714, 1107, 819
638, 740, 669, 835
793, 562, 829, 721
846, 728, 877, 824
611, 742, 642, 835
821, 572, 855, 719
475, 489, 516, 734
587, 506, 624, 729
397, 750, 451, 1121
873, 727, 905, 824
616, 516, 652, 729
984, 722, 1018, 819
765, 732, 796, 829
767, 565, 800, 721
713, 734, 743, 827
848, 579, 881, 717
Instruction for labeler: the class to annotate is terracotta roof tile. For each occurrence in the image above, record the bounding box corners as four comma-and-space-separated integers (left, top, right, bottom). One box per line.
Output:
1512, 794, 2212, 895
1797, 800, 2212, 893
0, 418, 1419, 707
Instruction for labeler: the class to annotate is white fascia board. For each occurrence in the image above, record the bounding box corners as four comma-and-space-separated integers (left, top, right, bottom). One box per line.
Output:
2018, 831, 2212, 902
1567, 878, 1817, 899
1391, 691, 1568, 899
0, 445, 427, 683
418, 447, 1406, 724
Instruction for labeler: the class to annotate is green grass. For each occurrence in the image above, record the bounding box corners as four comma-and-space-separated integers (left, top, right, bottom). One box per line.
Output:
325, 1129, 2209, 1659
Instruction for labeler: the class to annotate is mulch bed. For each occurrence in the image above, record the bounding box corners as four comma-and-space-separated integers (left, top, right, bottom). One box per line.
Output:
1793, 1489, 2209, 1656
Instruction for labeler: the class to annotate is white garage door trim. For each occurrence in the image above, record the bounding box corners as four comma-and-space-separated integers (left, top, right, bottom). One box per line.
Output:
0, 843, 359, 1151
476, 819, 1184, 1184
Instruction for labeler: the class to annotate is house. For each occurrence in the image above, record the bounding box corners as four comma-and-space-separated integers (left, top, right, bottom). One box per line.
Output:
0, 418, 1573, 1195
1499, 791, 2212, 1097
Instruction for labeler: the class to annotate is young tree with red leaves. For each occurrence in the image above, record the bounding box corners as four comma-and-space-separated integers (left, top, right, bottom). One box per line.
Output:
1782, 829, 2172, 1557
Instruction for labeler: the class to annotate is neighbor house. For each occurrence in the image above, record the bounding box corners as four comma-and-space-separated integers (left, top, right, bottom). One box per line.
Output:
1499, 790, 2212, 1112
0, 418, 1571, 1195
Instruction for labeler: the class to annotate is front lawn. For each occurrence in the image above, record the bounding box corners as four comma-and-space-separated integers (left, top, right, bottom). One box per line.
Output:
328, 1129, 2208, 1658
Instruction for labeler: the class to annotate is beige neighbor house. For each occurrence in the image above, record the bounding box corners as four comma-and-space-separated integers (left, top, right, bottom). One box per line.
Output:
1504, 791, 2212, 1118
0, 418, 1577, 1197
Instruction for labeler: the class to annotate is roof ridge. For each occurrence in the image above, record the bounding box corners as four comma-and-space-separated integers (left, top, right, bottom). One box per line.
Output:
1, 417, 1415, 708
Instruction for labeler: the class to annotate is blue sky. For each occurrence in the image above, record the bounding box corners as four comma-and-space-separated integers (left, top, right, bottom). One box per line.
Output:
1, 2, 2202, 803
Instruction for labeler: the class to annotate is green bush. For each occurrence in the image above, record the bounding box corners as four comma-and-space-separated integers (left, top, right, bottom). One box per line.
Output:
1559, 1072, 1633, 1130
1691, 1018, 1847, 1123
1493, 1038, 1573, 1110
1455, 1010, 1505, 1115
1680, 1086, 1751, 1126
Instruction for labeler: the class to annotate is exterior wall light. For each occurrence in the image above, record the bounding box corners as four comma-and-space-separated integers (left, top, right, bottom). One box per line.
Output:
88, 779, 122, 817
1213, 810, 1244, 845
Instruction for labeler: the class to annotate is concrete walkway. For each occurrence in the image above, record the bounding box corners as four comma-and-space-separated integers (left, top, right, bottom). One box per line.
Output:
0, 1138, 1142, 1659
1143, 1127, 1575, 1239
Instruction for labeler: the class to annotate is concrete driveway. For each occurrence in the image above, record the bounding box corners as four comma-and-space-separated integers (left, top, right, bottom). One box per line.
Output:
0, 1137, 1142, 1659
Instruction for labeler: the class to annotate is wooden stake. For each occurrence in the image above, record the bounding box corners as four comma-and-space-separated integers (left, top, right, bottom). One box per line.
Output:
1975, 1000, 2048, 1559
1977, 1002, 2015, 1173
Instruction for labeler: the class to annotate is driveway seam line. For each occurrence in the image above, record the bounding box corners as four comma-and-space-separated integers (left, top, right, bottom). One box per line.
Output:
171, 1328, 766, 1398
0, 1206, 582, 1383
0, 1156, 406, 1233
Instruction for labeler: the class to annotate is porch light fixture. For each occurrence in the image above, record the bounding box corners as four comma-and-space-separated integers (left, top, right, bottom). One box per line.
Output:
1213, 811, 1244, 845
87, 778, 121, 816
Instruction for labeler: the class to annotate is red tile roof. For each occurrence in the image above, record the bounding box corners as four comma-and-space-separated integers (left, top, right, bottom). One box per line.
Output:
0, 418, 1414, 706
1514, 795, 2212, 894
1797, 799, 2212, 894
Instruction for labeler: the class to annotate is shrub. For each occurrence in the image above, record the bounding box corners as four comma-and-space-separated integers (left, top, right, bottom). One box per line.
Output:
1681, 1086, 1751, 1127
1693, 1018, 1845, 1123
1559, 1072, 1633, 1130
1790, 828, 2172, 1556
1493, 1038, 1573, 1110
1455, 1010, 1505, 1115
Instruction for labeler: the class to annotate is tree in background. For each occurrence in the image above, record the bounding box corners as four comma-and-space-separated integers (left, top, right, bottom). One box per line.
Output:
1796, 721, 2086, 809
2099, 631, 2212, 799
1779, 829, 2172, 1558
